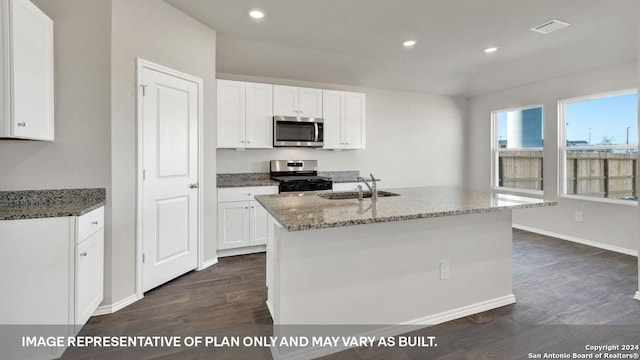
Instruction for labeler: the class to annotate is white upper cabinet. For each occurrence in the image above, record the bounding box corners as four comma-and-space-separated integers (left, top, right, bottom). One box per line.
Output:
322, 90, 344, 149
272, 85, 297, 117
217, 80, 273, 149
0, 0, 54, 141
217, 80, 245, 148
343, 92, 365, 149
322, 90, 366, 150
297, 87, 323, 118
274, 85, 322, 118
245, 82, 273, 148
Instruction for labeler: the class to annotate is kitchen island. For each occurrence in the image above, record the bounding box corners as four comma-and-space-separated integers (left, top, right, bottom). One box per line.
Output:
255, 187, 555, 358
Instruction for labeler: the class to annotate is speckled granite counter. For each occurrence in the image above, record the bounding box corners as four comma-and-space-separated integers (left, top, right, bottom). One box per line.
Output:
0, 188, 106, 220
255, 186, 556, 231
216, 173, 278, 188
217, 170, 362, 188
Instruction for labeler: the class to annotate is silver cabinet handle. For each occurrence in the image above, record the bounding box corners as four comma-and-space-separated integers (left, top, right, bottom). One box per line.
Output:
80, 252, 87, 257
91, 221, 98, 225
189, 183, 199, 189
247, 193, 252, 196
17, 122, 26, 127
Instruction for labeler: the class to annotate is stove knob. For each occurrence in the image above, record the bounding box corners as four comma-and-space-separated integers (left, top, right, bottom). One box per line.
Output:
286, 183, 299, 191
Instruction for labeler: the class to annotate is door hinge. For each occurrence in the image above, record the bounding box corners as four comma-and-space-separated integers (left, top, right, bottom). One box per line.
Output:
140, 84, 148, 97
143, 169, 146, 180
142, 253, 145, 263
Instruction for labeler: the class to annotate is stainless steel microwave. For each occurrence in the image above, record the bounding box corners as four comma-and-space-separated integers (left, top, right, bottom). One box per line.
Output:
273, 116, 324, 147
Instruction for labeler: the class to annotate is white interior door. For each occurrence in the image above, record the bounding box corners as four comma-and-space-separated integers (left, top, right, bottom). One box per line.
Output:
140, 64, 200, 293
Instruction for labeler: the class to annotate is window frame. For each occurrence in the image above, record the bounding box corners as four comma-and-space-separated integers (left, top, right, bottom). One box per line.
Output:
558, 88, 638, 206
490, 104, 544, 196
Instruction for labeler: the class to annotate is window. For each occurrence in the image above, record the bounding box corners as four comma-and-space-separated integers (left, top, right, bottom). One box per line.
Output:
560, 90, 638, 202
491, 106, 544, 194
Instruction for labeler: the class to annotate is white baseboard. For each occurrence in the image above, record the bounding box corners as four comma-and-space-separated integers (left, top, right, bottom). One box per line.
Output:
513, 224, 638, 257
634, 292, 640, 301
217, 245, 266, 258
270, 295, 516, 360
401, 294, 516, 326
93, 293, 142, 316
198, 257, 218, 271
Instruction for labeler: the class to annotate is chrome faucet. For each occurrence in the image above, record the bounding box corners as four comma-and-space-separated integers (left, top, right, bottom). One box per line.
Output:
356, 173, 377, 201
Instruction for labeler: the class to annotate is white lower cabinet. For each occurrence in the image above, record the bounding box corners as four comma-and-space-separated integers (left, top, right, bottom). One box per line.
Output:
250, 201, 270, 245
75, 228, 104, 326
74, 206, 104, 328
0, 206, 104, 359
217, 186, 278, 255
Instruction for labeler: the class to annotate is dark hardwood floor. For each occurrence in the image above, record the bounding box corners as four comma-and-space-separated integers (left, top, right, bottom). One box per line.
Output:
61, 229, 640, 359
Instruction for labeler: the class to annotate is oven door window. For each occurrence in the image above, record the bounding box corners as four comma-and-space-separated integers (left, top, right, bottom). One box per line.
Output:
276, 121, 316, 142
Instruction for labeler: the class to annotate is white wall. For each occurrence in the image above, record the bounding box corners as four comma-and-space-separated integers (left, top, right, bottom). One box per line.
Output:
0, 0, 111, 191
217, 73, 468, 189
110, 0, 216, 305
467, 61, 639, 255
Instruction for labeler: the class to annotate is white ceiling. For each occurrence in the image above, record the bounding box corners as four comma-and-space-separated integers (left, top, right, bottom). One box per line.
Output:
164, 0, 637, 98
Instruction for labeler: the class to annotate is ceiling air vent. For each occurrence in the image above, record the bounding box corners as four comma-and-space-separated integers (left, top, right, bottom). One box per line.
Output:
530, 19, 570, 34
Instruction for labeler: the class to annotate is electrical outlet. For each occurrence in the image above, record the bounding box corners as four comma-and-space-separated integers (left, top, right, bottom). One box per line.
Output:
574, 211, 584, 223
440, 260, 450, 280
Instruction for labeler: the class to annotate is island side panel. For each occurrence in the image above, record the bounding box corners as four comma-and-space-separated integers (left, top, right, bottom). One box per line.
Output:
270, 210, 515, 325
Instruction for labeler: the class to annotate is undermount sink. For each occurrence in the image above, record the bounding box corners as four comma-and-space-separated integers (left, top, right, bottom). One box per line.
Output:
317, 191, 400, 200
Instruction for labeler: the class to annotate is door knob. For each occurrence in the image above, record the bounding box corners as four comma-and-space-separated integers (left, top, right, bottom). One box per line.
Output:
189, 183, 199, 189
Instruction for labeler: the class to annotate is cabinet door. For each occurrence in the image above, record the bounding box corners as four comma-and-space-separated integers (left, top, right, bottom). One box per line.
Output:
217, 80, 245, 148
10, 0, 54, 140
273, 85, 299, 117
218, 201, 250, 250
75, 229, 104, 326
245, 82, 273, 148
0, 217, 72, 325
0, 217, 71, 359
343, 92, 366, 149
322, 90, 344, 149
298, 87, 323, 118
249, 200, 269, 245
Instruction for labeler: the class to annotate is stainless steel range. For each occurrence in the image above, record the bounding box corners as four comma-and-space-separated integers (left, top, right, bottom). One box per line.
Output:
270, 160, 333, 193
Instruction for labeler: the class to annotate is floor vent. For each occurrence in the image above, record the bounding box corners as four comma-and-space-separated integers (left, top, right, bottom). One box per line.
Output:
530, 19, 570, 34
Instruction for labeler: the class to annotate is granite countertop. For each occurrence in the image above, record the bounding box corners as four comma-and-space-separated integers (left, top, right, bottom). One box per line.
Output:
0, 188, 106, 220
254, 186, 557, 231
217, 173, 279, 188
217, 171, 363, 188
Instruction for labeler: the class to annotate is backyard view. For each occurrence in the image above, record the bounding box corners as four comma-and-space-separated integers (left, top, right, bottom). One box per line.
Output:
495, 91, 638, 200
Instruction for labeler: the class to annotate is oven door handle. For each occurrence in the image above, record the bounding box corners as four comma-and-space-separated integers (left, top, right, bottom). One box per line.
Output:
314, 123, 319, 142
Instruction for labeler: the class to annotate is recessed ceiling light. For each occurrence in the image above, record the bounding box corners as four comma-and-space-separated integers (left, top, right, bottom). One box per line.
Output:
248, 9, 265, 19
403, 40, 416, 48
484, 47, 498, 53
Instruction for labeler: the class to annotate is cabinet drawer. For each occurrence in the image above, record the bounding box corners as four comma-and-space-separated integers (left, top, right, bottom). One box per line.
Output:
218, 186, 278, 202
76, 206, 104, 242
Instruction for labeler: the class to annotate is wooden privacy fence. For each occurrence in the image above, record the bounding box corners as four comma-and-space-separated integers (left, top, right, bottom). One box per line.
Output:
499, 150, 638, 199
498, 151, 543, 191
